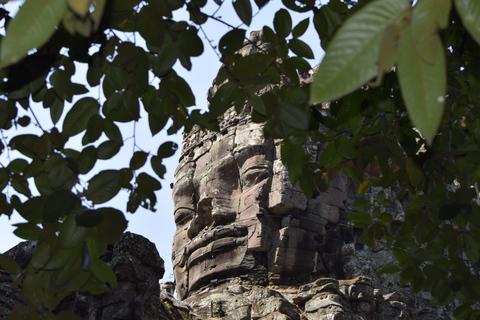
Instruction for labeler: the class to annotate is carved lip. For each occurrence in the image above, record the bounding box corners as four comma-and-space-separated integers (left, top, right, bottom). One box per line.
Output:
185, 221, 249, 257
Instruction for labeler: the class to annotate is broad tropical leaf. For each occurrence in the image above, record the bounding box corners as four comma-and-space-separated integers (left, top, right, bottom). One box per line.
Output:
310, 0, 410, 104
455, 0, 480, 45
63, 98, 99, 137
397, 28, 446, 144
0, 0, 67, 67
84, 170, 125, 204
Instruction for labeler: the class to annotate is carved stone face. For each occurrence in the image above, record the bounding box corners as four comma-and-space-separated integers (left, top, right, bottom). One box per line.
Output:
172, 111, 346, 300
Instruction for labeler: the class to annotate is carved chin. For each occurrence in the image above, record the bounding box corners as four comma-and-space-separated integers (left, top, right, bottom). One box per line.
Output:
181, 225, 254, 296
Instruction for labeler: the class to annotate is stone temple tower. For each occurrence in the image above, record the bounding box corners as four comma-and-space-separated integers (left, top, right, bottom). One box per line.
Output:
169, 31, 454, 320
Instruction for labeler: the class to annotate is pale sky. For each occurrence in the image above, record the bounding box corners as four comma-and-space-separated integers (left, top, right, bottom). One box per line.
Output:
0, 1, 324, 282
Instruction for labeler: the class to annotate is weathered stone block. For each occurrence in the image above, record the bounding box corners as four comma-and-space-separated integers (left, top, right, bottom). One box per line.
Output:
268, 189, 308, 214
307, 198, 340, 224
252, 297, 299, 320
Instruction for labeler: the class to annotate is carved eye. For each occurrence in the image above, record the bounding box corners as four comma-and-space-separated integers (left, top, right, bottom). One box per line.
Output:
174, 208, 195, 225
241, 167, 269, 189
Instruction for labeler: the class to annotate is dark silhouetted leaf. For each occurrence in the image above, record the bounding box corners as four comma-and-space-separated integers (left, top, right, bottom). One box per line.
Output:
348, 211, 372, 227
292, 18, 309, 38
233, 0, 252, 26
151, 156, 166, 179
129, 151, 148, 170
93, 207, 128, 243
157, 141, 178, 159
97, 140, 122, 160
76, 209, 103, 227
13, 222, 41, 241
219, 29, 246, 56
85, 170, 126, 204
289, 38, 314, 59
43, 189, 79, 222
63, 97, 99, 137
0, 254, 23, 274
77, 146, 97, 175
274, 9, 292, 37
137, 172, 161, 191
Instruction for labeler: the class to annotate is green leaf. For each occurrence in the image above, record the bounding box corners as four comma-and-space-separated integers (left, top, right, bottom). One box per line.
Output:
0, 168, 8, 192
164, 71, 196, 106
137, 172, 161, 191
75, 209, 103, 228
231, 53, 275, 81
77, 146, 98, 175
398, 28, 446, 144
0, 254, 23, 274
210, 81, 242, 116
410, 5, 444, 65
43, 190, 79, 222
104, 120, 123, 142
50, 69, 74, 102
85, 114, 105, 144
59, 213, 88, 248
84, 170, 125, 204
67, 0, 91, 17
13, 222, 41, 241
50, 96, 64, 125
233, 0, 252, 26
9, 134, 38, 158
130, 151, 148, 170
405, 156, 423, 187
0, 0, 67, 67
34, 133, 51, 160
336, 136, 356, 159
97, 140, 122, 160
353, 198, 371, 211
8, 159, 29, 174
274, 9, 292, 38
292, 18, 310, 38
254, 0, 268, 9
348, 211, 372, 228
438, 204, 460, 220
281, 140, 304, 185
153, 34, 177, 77
455, 0, 480, 45
248, 93, 266, 115
219, 29, 246, 56
15, 197, 46, 224
63, 97, 99, 137
137, 5, 165, 47
377, 265, 400, 276
278, 102, 310, 131
310, 0, 410, 104
158, 141, 178, 159
288, 38, 314, 59
299, 167, 317, 198
89, 259, 118, 288
93, 207, 127, 243
453, 304, 473, 319
177, 28, 204, 58
151, 156, 166, 179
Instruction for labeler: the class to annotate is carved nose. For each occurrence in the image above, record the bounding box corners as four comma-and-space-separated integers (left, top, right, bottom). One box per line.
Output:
211, 198, 236, 225
187, 197, 214, 239
187, 216, 202, 239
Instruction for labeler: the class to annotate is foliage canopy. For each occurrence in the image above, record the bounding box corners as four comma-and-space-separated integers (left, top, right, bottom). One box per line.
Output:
1, 0, 480, 318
